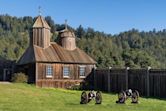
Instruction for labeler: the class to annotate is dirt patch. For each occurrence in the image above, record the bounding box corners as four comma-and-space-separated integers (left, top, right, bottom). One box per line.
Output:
0, 82, 12, 84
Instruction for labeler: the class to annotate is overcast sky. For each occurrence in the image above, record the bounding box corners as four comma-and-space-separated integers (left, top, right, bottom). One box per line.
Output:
0, 0, 166, 34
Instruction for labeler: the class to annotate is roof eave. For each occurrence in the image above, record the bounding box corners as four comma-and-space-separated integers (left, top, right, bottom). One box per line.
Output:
35, 61, 96, 65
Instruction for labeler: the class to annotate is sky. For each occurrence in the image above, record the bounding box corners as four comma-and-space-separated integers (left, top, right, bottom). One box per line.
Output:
0, 0, 166, 34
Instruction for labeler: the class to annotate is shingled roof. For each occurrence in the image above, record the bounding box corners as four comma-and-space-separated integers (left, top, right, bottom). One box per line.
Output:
18, 15, 96, 65
17, 42, 96, 65
33, 16, 50, 29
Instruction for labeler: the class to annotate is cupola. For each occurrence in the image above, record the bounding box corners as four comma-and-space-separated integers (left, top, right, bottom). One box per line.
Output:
31, 16, 51, 48
58, 21, 76, 50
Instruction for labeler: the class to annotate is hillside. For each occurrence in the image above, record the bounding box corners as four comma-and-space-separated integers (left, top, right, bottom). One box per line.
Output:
0, 83, 166, 111
0, 15, 165, 68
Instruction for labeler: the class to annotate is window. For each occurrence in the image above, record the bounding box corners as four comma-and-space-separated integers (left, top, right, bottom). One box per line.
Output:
63, 66, 70, 78
79, 66, 86, 78
46, 65, 53, 78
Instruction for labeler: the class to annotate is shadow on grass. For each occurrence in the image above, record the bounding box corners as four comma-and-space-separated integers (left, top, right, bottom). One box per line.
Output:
143, 96, 166, 101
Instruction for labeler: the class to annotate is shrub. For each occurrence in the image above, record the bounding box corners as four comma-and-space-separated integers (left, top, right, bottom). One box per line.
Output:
66, 83, 82, 90
11, 72, 28, 83
70, 84, 81, 90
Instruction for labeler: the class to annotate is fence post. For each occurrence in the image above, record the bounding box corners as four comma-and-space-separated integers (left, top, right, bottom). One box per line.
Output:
93, 66, 97, 90
126, 67, 130, 90
147, 66, 151, 97
108, 67, 112, 92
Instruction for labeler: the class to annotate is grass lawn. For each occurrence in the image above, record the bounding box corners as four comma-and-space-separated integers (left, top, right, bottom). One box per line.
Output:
0, 83, 166, 111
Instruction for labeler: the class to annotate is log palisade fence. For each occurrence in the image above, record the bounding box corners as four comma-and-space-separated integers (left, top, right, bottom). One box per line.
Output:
93, 68, 166, 98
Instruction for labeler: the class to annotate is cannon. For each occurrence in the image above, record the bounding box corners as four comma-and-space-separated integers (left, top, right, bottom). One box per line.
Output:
116, 89, 139, 104
80, 91, 102, 104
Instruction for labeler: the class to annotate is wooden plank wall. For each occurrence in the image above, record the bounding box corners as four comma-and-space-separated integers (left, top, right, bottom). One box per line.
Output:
36, 80, 82, 88
0, 60, 15, 81
94, 69, 109, 91
94, 68, 166, 98
128, 69, 147, 96
36, 63, 94, 88
110, 69, 126, 93
149, 69, 166, 98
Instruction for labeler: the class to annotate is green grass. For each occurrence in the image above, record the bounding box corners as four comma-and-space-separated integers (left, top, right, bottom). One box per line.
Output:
0, 83, 166, 111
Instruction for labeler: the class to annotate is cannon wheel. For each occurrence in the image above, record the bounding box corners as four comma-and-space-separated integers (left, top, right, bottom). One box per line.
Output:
117, 91, 126, 103
95, 91, 102, 104
131, 90, 139, 103
80, 91, 88, 104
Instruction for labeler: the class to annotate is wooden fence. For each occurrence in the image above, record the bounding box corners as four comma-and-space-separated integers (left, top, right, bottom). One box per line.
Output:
93, 68, 166, 98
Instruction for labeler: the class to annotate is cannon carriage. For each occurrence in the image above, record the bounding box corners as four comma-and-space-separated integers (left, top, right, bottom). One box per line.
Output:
80, 91, 102, 104
116, 89, 139, 104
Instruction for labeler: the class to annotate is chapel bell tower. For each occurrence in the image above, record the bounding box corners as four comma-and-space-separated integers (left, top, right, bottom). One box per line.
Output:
32, 15, 51, 48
